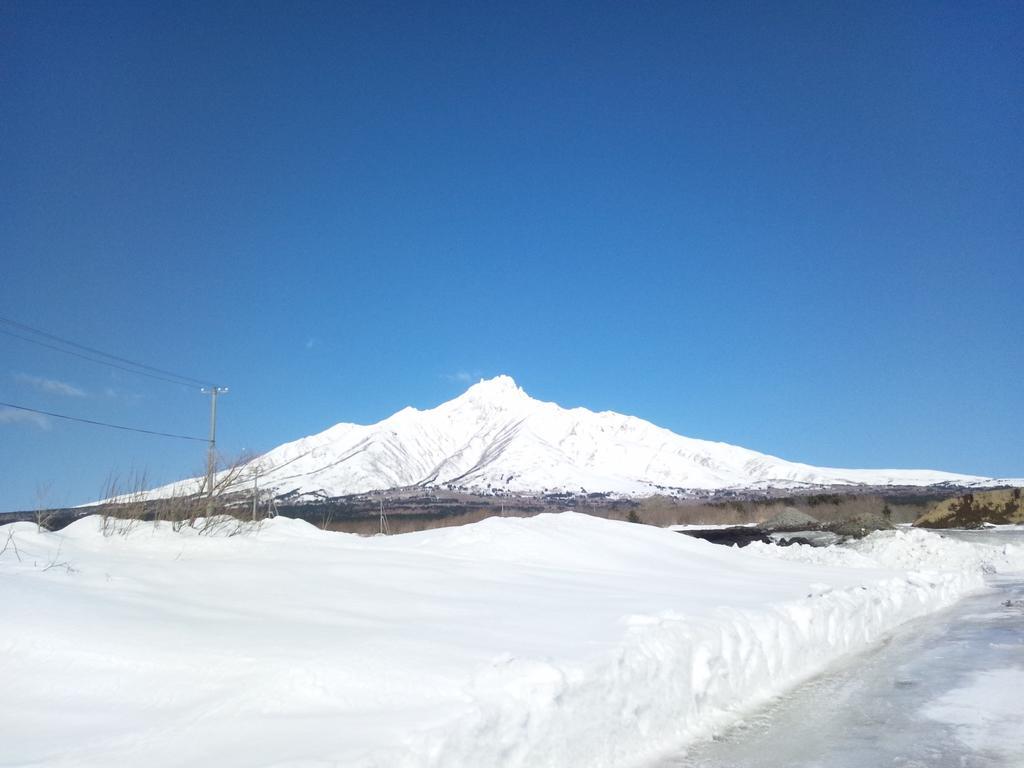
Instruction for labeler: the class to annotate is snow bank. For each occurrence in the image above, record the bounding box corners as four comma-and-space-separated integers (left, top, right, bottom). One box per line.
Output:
746, 527, 1024, 574
0, 513, 1009, 768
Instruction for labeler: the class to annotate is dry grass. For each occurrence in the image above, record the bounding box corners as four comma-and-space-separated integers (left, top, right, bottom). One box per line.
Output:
915, 488, 1024, 528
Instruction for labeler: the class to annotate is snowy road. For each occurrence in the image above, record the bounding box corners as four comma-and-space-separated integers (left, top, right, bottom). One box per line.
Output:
660, 570, 1024, 768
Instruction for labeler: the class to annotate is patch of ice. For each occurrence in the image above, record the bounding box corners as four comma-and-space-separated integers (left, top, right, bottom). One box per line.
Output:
921, 667, 1024, 760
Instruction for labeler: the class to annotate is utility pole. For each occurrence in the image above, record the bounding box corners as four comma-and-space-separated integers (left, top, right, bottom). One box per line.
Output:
379, 495, 390, 535
201, 386, 229, 516
252, 469, 258, 522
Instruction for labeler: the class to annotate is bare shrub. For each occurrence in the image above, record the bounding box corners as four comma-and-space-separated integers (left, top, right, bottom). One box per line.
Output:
34, 482, 56, 533
196, 451, 258, 508
93, 453, 270, 536
97, 469, 150, 536
1, 528, 23, 562
41, 538, 77, 573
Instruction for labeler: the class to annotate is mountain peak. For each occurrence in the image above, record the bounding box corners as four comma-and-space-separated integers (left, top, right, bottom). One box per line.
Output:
139, 375, 1003, 502
459, 375, 528, 402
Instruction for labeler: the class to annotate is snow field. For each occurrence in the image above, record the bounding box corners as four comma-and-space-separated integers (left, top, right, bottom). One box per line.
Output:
0, 513, 1014, 768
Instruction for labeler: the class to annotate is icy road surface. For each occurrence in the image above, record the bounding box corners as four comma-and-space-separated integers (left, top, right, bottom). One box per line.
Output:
661, 532, 1024, 768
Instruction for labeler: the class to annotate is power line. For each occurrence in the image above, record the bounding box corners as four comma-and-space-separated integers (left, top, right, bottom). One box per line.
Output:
0, 316, 211, 385
0, 316, 213, 388
0, 401, 208, 442
0, 328, 205, 388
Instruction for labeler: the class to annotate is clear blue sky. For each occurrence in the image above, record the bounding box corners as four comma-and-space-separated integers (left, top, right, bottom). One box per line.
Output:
1, 1, 1021, 511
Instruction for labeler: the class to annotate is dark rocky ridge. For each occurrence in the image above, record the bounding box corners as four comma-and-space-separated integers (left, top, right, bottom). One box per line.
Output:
0, 484, 1001, 535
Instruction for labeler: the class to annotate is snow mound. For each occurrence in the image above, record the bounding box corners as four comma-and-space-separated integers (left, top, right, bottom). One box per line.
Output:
0, 513, 1013, 768
853, 528, 1024, 573
747, 527, 1024, 575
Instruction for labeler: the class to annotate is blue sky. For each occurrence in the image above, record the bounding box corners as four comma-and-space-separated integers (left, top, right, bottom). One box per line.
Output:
1, 1, 1021, 511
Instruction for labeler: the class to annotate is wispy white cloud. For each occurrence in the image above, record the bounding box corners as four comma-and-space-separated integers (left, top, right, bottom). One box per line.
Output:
103, 386, 145, 404
305, 337, 317, 350
443, 370, 482, 384
15, 373, 86, 397
0, 406, 51, 430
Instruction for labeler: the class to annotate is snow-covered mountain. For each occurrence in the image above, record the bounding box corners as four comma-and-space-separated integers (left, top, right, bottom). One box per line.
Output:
155, 375, 1010, 500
